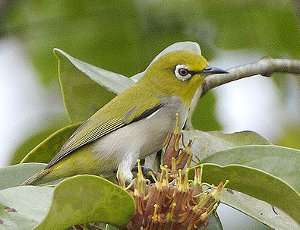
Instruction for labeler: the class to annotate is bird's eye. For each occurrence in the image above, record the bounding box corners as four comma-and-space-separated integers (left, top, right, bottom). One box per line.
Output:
178, 68, 189, 76
174, 64, 192, 81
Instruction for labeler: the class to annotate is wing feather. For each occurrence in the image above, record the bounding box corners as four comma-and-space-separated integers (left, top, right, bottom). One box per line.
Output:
46, 97, 162, 168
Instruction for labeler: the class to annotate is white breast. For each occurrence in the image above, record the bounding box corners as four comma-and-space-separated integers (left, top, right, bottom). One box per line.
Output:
91, 96, 187, 172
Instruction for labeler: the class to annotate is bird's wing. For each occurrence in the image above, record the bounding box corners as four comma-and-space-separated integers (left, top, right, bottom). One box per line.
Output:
46, 96, 163, 168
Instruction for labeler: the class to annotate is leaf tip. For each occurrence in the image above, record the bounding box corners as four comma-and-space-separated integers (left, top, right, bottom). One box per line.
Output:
52, 48, 66, 59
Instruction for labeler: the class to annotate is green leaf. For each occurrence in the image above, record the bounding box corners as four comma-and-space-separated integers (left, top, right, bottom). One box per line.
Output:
0, 163, 46, 190
0, 175, 134, 229
36, 175, 134, 229
206, 213, 223, 230
0, 186, 53, 230
54, 49, 134, 94
221, 189, 300, 230
203, 145, 300, 192
55, 50, 115, 122
197, 163, 300, 224
183, 130, 270, 164
21, 124, 80, 164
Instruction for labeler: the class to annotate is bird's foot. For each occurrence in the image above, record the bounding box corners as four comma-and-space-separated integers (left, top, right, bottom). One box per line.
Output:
117, 165, 134, 188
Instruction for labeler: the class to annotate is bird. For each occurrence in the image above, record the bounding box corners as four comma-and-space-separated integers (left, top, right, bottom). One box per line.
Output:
23, 50, 227, 185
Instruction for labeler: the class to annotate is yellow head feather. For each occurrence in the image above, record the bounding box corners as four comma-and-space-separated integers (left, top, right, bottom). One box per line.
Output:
140, 51, 209, 105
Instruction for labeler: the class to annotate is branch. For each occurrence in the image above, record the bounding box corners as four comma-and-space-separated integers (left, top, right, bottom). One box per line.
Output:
185, 58, 300, 129
202, 58, 300, 95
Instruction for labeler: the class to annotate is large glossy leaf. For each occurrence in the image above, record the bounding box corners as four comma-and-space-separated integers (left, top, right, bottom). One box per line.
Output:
183, 130, 270, 165
55, 50, 115, 122
203, 145, 300, 192
206, 213, 223, 230
0, 163, 46, 190
21, 123, 80, 164
195, 163, 300, 224
221, 189, 300, 230
54, 49, 133, 94
36, 175, 135, 229
0, 186, 53, 230
0, 175, 134, 230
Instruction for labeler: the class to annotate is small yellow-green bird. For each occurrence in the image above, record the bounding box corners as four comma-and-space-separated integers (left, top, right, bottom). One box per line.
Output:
23, 50, 226, 185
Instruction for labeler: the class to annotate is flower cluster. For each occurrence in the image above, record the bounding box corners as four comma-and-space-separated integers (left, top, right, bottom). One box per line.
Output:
127, 118, 227, 230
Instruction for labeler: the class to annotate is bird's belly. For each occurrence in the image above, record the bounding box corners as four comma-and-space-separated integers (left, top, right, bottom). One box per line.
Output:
91, 102, 186, 172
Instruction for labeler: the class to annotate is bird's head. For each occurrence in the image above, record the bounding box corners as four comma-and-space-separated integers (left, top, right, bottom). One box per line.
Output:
142, 50, 227, 105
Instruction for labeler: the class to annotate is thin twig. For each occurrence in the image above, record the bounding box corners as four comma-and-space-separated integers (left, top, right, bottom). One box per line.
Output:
185, 57, 300, 130
202, 57, 300, 95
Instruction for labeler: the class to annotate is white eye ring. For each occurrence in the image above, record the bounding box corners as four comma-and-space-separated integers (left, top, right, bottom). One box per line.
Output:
175, 64, 192, 81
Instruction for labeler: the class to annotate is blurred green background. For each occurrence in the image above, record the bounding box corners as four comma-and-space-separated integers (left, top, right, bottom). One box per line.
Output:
0, 0, 299, 229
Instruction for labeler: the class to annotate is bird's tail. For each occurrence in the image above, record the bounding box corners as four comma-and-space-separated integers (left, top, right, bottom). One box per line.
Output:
21, 169, 51, 185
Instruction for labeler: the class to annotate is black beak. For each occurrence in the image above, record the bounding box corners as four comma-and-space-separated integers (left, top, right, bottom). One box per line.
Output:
202, 66, 228, 75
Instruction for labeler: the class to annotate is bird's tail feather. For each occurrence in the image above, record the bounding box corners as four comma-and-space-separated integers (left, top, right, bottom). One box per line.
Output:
21, 169, 50, 185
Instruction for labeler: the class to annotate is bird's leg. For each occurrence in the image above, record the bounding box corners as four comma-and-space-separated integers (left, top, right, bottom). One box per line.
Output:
144, 152, 159, 171
117, 154, 136, 186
